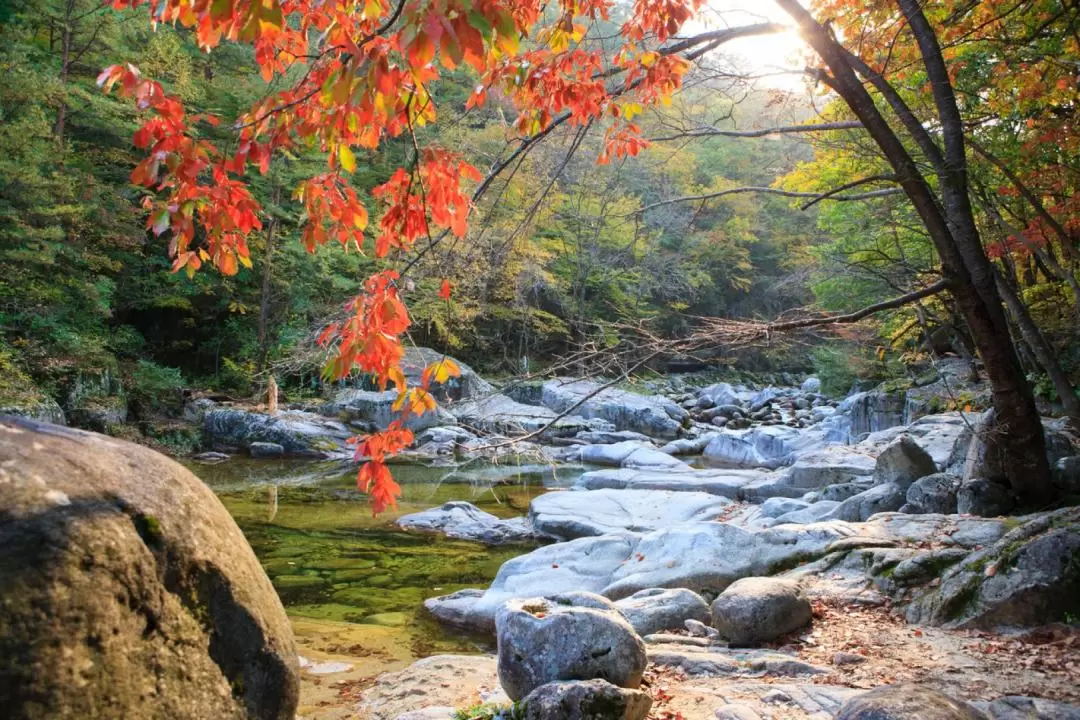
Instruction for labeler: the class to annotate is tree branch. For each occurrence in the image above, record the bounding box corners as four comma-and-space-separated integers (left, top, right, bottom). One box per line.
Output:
632, 185, 904, 215
767, 278, 950, 330
649, 120, 864, 142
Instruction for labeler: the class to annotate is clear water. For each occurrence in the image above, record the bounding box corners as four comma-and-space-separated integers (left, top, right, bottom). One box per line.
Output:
185, 457, 580, 659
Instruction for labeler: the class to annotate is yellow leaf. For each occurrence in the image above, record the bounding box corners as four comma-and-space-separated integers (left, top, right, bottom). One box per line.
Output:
339, 144, 357, 173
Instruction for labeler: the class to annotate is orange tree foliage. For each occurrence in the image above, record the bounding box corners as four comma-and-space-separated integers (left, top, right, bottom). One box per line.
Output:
99, 0, 704, 511
810, 0, 1079, 265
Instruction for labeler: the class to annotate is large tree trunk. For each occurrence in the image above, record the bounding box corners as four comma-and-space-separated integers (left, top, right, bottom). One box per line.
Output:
775, 0, 1055, 507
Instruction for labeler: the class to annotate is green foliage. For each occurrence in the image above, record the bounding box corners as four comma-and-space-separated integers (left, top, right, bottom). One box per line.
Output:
453, 703, 522, 720
128, 360, 185, 414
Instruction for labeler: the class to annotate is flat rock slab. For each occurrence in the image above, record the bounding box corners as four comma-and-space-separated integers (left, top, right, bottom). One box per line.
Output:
529, 488, 732, 539
396, 501, 538, 545
574, 467, 771, 499
647, 645, 827, 678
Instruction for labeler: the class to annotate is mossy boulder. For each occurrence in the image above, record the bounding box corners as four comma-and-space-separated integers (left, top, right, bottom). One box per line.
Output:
0, 416, 299, 720
906, 507, 1080, 628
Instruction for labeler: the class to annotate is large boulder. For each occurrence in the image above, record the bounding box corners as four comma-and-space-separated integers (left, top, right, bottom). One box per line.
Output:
873, 436, 937, 489
397, 501, 536, 545
519, 680, 651, 720
322, 389, 451, 431
528, 489, 731, 540
825, 482, 907, 522
571, 441, 690, 470
906, 507, 1080, 629
204, 407, 352, 457
450, 394, 605, 437
836, 684, 988, 719
399, 346, 493, 401
495, 595, 647, 701
0, 417, 299, 720
709, 577, 812, 646
956, 478, 1014, 517
904, 473, 960, 514
541, 379, 688, 439
703, 426, 817, 469
613, 588, 710, 637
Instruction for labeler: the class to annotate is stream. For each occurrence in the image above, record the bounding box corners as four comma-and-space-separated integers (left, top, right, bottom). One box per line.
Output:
184, 457, 579, 673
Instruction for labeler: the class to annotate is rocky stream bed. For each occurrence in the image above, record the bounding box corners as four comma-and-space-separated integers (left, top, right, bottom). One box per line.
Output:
3, 357, 1080, 720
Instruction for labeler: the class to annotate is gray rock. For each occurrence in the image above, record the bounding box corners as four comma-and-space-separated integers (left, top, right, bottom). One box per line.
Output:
0, 417, 299, 720
519, 679, 651, 720
204, 407, 352, 457
905, 473, 960, 514
801, 377, 821, 394
0, 396, 67, 426
844, 391, 909, 439
956, 478, 1014, 517
68, 394, 128, 432
826, 483, 907, 522
890, 547, 968, 585
710, 577, 812, 646
529, 489, 731, 540
451, 394, 604, 437
759, 497, 810, 519
423, 588, 485, 628
573, 467, 769, 499
576, 430, 652, 445
323, 388, 453, 431
398, 346, 493, 401
249, 441, 286, 458
714, 705, 764, 720
815, 482, 873, 502
985, 696, 1080, 720
414, 426, 478, 445
658, 435, 716, 456
397, 502, 537, 545
874, 435, 937, 489
836, 684, 988, 719
906, 507, 1080, 628
699, 383, 741, 408
572, 441, 690, 470
431, 521, 854, 632
496, 595, 647, 701
541, 379, 688, 439
613, 588, 710, 636
684, 619, 717, 638
773, 500, 842, 525
703, 426, 816, 469
780, 449, 876, 490
648, 645, 825, 677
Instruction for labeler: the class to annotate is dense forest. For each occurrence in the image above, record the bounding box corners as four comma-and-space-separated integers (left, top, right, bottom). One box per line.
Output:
2, 0, 1078, 454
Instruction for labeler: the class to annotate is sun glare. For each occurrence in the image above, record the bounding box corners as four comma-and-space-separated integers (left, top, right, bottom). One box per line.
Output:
695, 0, 810, 90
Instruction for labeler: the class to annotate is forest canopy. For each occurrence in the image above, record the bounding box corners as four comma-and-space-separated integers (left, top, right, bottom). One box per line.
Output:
1, 0, 1078, 507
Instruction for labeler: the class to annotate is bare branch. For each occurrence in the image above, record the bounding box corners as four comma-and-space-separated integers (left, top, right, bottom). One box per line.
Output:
800, 174, 897, 209
632, 185, 904, 215
649, 120, 864, 142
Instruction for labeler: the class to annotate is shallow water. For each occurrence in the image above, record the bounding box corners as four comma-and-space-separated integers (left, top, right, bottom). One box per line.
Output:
185, 457, 578, 664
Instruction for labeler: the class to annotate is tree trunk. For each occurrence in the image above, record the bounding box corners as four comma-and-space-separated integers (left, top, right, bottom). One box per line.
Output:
774, 0, 1054, 507
53, 2, 74, 146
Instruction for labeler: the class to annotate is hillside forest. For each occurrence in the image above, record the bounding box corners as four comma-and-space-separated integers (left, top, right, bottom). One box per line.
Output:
1, 0, 1078, 469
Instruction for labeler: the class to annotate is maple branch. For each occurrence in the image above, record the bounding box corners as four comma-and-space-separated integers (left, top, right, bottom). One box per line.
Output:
649, 120, 864, 142
631, 185, 903, 215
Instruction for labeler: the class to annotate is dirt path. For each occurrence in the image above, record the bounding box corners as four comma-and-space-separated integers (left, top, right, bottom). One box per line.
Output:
304, 598, 1080, 719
